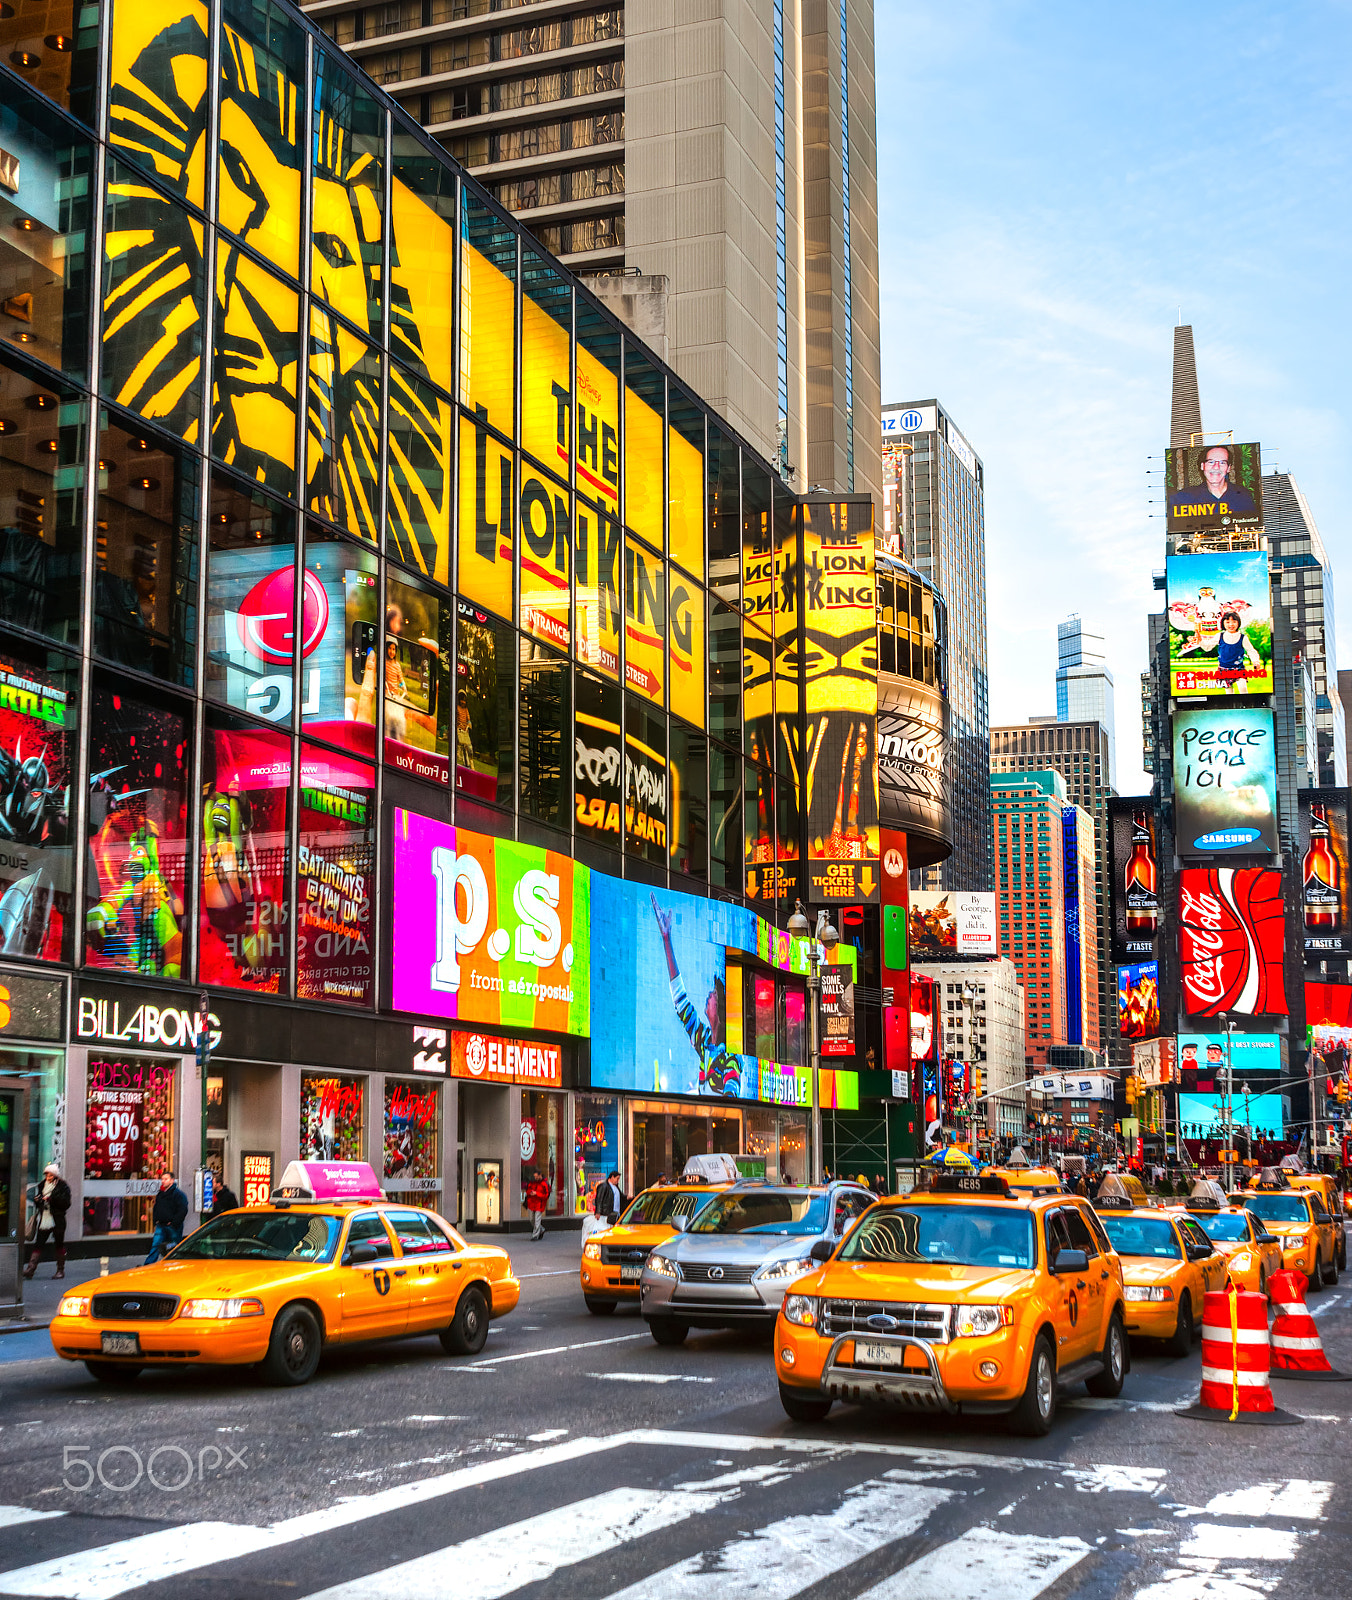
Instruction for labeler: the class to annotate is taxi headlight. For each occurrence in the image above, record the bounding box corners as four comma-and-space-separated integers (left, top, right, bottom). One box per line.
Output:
583, 1240, 602, 1261
1124, 1285, 1174, 1302
953, 1304, 1012, 1338
645, 1254, 680, 1280
756, 1256, 815, 1283
180, 1298, 265, 1319
783, 1294, 819, 1328
58, 1296, 90, 1318
1231, 1251, 1252, 1270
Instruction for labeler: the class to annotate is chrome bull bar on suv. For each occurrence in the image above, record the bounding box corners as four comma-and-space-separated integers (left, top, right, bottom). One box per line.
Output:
818, 1331, 956, 1413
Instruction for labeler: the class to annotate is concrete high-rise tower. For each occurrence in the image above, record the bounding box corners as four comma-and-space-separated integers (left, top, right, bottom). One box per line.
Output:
1170, 322, 1202, 447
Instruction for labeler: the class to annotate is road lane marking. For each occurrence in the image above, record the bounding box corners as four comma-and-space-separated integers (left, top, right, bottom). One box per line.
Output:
587, 1372, 714, 1384
308, 1486, 745, 1600
1203, 1480, 1334, 1520
600, 1477, 955, 1600
515, 1270, 579, 1279
0, 1507, 64, 1530
1179, 1524, 1299, 1561
857, 1525, 1091, 1600
527, 1429, 569, 1441
1311, 1294, 1341, 1317
445, 1332, 648, 1370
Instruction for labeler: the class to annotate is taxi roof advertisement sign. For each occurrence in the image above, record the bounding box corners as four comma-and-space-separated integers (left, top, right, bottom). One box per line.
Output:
1172, 706, 1278, 857
1166, 549, 1273, 698
1164, 441, 1263, 534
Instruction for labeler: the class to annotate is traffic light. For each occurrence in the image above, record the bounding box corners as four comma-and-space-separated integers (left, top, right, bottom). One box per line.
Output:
972, 1066, 984, 1098
1124, 1075, 1138, 1107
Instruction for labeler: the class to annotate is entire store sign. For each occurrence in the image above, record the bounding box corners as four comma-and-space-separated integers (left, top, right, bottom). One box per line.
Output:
1178, 867, 1287, 1017
391, 810, 590, 1036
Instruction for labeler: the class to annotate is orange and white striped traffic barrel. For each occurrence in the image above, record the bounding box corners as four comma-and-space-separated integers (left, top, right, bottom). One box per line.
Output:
1177, 1285, 1302, 1426
1269, 1269, 1351, 1382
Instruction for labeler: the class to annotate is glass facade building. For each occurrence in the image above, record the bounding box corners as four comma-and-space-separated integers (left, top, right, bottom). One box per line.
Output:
0, 0, 879, 1244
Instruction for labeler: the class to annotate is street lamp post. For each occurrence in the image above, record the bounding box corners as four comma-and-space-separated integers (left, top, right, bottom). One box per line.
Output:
787, 900, 839, 1185
1223, 1016, 1236, 1193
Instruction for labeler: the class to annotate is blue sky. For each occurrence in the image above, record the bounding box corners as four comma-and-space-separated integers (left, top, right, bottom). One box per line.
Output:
875, 1, 1351, 795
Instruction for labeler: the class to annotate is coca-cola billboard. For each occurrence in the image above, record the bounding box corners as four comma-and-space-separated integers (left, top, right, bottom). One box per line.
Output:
1178, 867, 1287, 1017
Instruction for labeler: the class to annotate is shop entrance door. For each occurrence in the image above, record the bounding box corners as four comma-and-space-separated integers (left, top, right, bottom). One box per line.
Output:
0, 1084, 30, 1313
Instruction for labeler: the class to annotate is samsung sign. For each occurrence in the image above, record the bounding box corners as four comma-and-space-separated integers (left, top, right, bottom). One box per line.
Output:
881, 406, 937, 437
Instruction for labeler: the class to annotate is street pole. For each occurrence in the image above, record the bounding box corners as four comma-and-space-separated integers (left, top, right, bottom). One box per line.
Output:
787, 901, 837, 1187
195, 991, 213, 1219
1224, 1017, 1234, 1193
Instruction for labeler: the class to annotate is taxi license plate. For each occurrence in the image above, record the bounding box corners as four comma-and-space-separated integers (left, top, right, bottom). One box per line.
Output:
620, 1265, 643, 1282
100, 1332, 140, 1357
854, 1340, 903, 1368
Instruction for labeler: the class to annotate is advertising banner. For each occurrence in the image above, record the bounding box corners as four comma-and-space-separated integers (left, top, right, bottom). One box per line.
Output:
383, 1081, 440, 1186
1164, 442, 1263, 534
1177, 1033, 1281, 1085
241, 1152, 273, 1207
390, 809, 590, 1036
1306, 981, 1352, 1030
877, 681, 949, 847
910, 972, 936, 1063
1117, 961, 1160, 1040
907, 891, 997, 958
1133, 1036, 1175, 1088
1166, 549, 1272, 697
450, 1031, 563, 1088
83, 1056, 174, 1180
1308, 1025, 1352, 1093
1178, 1092, 1284, 1140
1107, 798, 1160, 961
800, 500, 880, 904
1298, 790, 1351, 953
1178, 867, 1287, 1016
818, 955, 857, 1059
1173, 706, 1278, 856
296, 749, 375, 1006
85, 1084, 144, 1179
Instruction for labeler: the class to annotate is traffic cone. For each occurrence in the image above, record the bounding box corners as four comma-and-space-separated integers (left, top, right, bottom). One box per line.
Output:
1268, 1269, 1352, 1382
1176, 1285, 1302, 1426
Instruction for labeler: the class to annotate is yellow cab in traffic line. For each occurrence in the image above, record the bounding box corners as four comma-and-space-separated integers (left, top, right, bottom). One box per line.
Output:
773, 1170, 1128, 1437
49, 1161, 520, 1386
1282, 1171, 1348, 1274
1169, 1178, 1283, 1300
1234, 1167, 1341, 1291
1093, 1173, 1226, 1354
580, 1181, 726, 1314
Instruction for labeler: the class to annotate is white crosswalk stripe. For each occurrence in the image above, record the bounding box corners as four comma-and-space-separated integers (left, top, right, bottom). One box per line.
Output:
856, 1526, 1091, 1600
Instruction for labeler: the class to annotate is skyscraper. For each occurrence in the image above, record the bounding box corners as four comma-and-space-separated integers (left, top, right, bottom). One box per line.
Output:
991, 771, 1068, 1067
882, 401, 991, 892
304, 0, 882, 500
1056, 615, 1116, 790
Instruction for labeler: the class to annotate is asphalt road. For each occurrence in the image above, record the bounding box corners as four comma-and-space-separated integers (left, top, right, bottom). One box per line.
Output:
0, 1233, 1350, 1599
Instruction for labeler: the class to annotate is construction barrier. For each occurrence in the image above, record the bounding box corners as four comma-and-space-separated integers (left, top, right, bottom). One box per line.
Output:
1176, 1285, 1302, 1426
1269, 1268, 1351, 1382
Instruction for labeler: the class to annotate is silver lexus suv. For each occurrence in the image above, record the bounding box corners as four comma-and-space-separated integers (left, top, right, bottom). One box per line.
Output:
640, 1181, 876, 1345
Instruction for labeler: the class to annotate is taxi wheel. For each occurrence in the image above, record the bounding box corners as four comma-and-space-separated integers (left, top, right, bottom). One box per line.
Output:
1009, 1333, 1056, 1437
1323, 1249, 1339, 1287
441, 1287, 490, 1356
648, 1318, 689, 1347
1167, 1294, 1194, 1358
584, 1297, 617, 1316
262, 1304, 322, 1386
85, 1362, 142, 1386
1339, 1235, 1347, 1274
778, 1382, 833, 1423
1086, 1312, 1127, 1399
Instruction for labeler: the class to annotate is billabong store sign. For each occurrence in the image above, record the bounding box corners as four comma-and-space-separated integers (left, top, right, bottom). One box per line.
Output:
76, 983, 222, 1052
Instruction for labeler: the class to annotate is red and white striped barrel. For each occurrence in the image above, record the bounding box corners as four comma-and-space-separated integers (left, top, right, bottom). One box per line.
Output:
1269, 1269, 1334, 1374
1199, 1287, 1274, 1414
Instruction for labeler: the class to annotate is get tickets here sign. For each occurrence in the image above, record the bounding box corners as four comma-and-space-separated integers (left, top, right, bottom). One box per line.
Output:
391, 810, 590, 1035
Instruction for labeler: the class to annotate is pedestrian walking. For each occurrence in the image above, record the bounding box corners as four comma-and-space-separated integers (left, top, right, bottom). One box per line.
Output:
209, 1181, 239, 1218
145, 1172, 189, 1263
24, 1162, 71, 1280
524, 1171, 551, 1240
594, 1170, 627, 1226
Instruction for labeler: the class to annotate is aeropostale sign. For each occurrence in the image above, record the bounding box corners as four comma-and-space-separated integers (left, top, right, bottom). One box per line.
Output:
450, 1030, 562, 1088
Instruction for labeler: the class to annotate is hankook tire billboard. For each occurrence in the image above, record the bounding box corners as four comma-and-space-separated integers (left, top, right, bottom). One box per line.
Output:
877, 679, 951, 865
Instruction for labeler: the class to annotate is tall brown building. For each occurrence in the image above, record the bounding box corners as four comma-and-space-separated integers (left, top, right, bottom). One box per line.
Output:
990, 771, 1068, 1067
303, 0, 882, 499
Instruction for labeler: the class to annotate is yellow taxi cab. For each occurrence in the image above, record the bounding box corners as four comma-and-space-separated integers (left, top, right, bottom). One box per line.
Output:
49, 1161, 519, 1386
991, 1165, 1063, 1196
773, 1171, 1128, 1437
1093, 1179, 1226, 1355
1234, 1169, 1340, 1291
580, 1181, 724, 1314
1285, 1173, 1347, 1274
1169, 1179, 1283, 1300
1091, 1170, 1151, 1210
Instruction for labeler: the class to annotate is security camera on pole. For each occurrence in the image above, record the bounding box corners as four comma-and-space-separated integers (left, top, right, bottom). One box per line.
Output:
788, 900, 839, 1185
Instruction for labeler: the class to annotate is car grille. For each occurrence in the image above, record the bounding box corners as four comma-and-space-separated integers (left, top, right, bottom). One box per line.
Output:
91, 1294, 179, 1322
680, 1263, 758, 1284
601, 1246, 648, 1266
820, 1299, 951, 1343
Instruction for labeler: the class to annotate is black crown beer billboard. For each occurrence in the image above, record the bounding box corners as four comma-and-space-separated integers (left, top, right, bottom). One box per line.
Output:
1108, 797, 1160, 962
1298, 790, 1351, 954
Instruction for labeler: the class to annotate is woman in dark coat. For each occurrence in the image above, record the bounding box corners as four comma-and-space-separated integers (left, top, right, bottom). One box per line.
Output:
25, 1162, 71, 1279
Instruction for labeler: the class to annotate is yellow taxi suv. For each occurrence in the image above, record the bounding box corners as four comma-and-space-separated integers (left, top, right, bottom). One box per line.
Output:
50, 1163, 519, 1386
1171, 1179, 1282, 1300
1095, 1207, 1226, 1354
773, 1173, 1128, 1437
580, 1183, 723, 1314
1236, 1176, 1340, 1292
1286, 1173, 1348, 1275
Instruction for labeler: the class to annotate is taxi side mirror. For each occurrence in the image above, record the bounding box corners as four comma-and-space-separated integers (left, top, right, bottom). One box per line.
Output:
345, 1242, 379, 1266
671, 1214, 689, 1232
1052, 1248, 1087, 1275
1187, 1243, 1211, 1261
809, 1238, 834, 1262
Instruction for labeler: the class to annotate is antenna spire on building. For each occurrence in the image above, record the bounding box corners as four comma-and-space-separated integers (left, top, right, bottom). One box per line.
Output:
1170, 323, 1203, 447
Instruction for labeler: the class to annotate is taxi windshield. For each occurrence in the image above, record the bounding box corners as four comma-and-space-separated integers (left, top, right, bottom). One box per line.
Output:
618, 1189, 712, 1227
837, 1205, 1036, 1269
1244, 1194, 1309, 1224
172, 1212, 342, 1262
1195, 1213, 1248, 1242
688, 1192, 827, 1235
1101, 1216, 1181, 1259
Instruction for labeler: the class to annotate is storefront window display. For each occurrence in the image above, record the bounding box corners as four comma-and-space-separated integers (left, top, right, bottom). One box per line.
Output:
199, 712, 290, 992
385, 368, 453, 587
205, 476, 299, 724
383, 1078, 440, 1196
300, 1070, 363, 1162
300, 523, 380, 757
83, 1053, 176, 1236
629, 1101, 741, 1194
519, 639, 569, 828
384, 568, 452, 785
574, 670, 622, 860
455, 601, 514, 807
521, 1088, 569, 1218
574, 1092, 619, 1215
85, 676, 191, 981
296, 743, 375, 1006
743, 1106, 807, 1183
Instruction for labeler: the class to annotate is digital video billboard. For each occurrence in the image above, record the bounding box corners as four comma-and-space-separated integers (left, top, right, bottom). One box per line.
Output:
1298, 790, 1351, 954
1173, 706, 1277, 856
1166, 549, 1272, 697
1164, 442, 1263, 534
908, 891, 997, 958
1107, 798, 1160, 962
1178, 1092, 1284, 1140
1178, 867, 1287, 1017
1176, 1033, 1281, 1083
1117, 962, 1160, 1040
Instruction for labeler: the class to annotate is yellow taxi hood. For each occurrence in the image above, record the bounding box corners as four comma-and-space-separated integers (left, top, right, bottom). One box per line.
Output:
88, 1258, 326, 1298
819, 1260, 1037, 1301
1119, 1258, 1184, 1287
597, 1223, 675, 1246
1261, 1220, 1310, 1238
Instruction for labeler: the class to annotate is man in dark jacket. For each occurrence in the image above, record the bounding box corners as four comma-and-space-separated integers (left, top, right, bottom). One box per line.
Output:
209, 1182, 240, 1218
146, 1172, 189, 1263
594, 1171, 627, 1226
